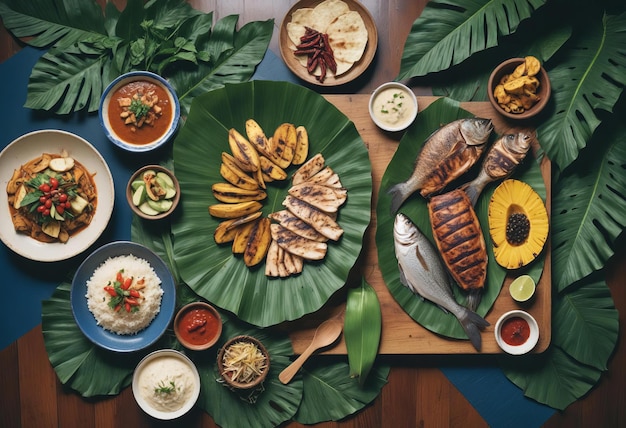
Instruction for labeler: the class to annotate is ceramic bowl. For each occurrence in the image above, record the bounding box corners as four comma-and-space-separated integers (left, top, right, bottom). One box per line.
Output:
369, 82, 418, 132
132, 349, 200, 420
488, 57, 551, 120
126, 165, 180, 220
494, 310, 540, 355
174, 301, 222, 351
217, 335, 270, 390
99, 71, 180, 152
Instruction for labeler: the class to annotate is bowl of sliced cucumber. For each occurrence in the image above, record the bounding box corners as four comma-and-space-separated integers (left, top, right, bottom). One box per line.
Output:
127, 165, 180, 220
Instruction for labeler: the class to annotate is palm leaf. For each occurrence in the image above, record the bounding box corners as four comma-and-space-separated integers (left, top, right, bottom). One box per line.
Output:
500, 345, 602, 411
0, 0, 108, 48
294, 359, 390, 424
376, 98, 546, 340
537, 12, 626, 171
550, 120, 626, 291
397, 0, 546, 80
553, 279, 619, 370
171, 81, 372, 327
42, 281, 139, 397
169, 16, 273, 116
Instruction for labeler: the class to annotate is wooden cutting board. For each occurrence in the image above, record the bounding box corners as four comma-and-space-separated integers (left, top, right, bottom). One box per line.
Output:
286, 95, 551, 355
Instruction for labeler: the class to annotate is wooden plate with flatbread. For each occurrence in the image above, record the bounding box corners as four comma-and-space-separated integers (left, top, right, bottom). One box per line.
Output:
279, 0, 378, 86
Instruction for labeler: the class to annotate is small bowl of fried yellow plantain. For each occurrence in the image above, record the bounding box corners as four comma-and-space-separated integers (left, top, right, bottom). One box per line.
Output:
488, 56, 551, 121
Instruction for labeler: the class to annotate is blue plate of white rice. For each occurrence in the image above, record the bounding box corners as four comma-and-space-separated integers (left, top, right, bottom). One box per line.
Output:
71, 241, 176, 352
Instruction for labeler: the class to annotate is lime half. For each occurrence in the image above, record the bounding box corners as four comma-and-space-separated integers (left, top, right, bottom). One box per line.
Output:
509, 275, 536, 303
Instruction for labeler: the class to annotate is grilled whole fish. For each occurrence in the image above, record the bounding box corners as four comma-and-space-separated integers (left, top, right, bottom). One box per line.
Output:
388, 118, 493, 213
428, 189, 487, 312
462, 129, 535, 205
393, 213, 489, 351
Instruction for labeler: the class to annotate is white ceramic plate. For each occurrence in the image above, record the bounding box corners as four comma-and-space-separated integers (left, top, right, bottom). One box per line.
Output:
0, 129, 114, 262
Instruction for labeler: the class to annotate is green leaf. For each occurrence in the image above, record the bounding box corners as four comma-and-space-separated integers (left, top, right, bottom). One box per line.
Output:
0, 0, 108, 48
550, 119, 626, 291
537, 12, 626, 171
553, 279, 619, 370
294, 359, 390, 424
42, 282, 138, 397
500, 345, 603, 411
397, 0, 546, 80
169, 16, 273, 116
171, 81, 372, 327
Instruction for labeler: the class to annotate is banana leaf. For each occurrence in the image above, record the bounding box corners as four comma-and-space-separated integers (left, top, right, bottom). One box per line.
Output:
376, 97, 546, 341
171, 80, 372, 327
397, 0, 546, 80
499, 277, 616, 410
294, 358, 390, 424
550, 118, 626, 292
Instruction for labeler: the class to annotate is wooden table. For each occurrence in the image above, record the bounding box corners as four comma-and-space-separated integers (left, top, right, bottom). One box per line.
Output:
1, 1, 624, 427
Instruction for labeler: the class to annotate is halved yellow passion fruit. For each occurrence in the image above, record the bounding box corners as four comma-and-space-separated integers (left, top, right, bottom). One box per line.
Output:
488, 179, 549, 269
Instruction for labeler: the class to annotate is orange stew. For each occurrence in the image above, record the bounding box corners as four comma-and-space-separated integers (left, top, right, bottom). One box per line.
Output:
177, 307, 221, 346
107, 80, 172, 146
500, 316, 531, 346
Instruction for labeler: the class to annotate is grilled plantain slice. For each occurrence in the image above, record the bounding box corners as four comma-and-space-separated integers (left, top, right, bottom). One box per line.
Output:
208, 200, 262, 219
245, 119, 274, 159
259, 155, 288, 181
232, 219, 258, 254
292, 153, 325, 185
228, 128, 260, 173
288, 182, 347, 213
244, 217, 272, 267
214, 212, 263, 244
271, 223, 327, 260
282, 195, 343, 241
269, 210, 328, 242
212, 182, 267, 203
292, 125, 309, 165
220, 152, 259, 190
272, 123, 297, 169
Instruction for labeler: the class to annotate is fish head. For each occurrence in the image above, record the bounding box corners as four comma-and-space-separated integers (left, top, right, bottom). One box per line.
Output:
501, 129, 535, 155
460, 118, 493, 146
393, 213, 421, 246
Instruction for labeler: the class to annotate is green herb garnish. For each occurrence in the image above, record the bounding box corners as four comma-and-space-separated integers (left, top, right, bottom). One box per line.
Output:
129, 98, 151, 120
154, 380, 177, 395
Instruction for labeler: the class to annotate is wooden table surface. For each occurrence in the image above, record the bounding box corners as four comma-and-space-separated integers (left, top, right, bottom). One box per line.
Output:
1, 1, 624, 427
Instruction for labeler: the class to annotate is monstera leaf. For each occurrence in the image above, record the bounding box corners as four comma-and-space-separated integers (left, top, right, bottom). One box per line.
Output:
397, 0, 546, 80
550, 120, 626, 292
537, 12, 626, 171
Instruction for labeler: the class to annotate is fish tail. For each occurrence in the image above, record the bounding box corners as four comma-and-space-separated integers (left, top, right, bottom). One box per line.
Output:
458, 308, 490, 351
460, 181, 484, 206
465, 289, 483, 312
388, 182, 409, 214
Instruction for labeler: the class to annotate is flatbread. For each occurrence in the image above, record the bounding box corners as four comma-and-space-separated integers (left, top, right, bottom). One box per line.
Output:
326, 11, 368, 63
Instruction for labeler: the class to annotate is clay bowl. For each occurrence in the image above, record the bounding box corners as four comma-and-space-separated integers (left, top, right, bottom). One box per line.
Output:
217, 335, 270, 390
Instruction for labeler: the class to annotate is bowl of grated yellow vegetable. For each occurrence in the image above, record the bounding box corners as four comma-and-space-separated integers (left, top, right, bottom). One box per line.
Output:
217, 335, 270, 390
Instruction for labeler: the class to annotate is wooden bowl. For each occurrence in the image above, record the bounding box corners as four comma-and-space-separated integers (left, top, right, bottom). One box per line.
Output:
217, 335, 270, 390
174, 302, 222, 351
487, 57, 551, 120
279, 0, 378, 86
126, 165, 180, 220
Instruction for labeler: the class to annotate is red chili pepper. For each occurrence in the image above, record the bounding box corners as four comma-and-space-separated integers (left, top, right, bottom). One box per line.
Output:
125, 297, 140, 306
114, 304, 122, 312
125, 302, 131, 313
116, 271, 123, 282
129, 290, 141, 298
103, 286, 117, 297
122, 277, 133, 290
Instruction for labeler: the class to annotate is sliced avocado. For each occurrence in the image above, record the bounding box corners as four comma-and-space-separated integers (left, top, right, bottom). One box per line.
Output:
156, 171, 175, 188
147, 198, 173, 213
164, 186, 177, 199
131, 179, 144, 191
138, 201, 160, 216
132, 185, 146, 206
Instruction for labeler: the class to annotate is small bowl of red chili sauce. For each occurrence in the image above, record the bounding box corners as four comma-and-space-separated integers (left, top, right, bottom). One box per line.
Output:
174, 302, 222, 351
494, 310, 539, 355
99, 71, 180, 153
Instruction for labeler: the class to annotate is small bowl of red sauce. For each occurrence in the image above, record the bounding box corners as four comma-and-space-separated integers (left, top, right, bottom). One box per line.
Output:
495, 310, 539, 355
174, 302, 222, 351
99, 71, 180, 153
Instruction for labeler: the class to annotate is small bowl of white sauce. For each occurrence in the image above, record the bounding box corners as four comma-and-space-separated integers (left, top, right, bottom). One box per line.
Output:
132, 349, 200, 420
369, 82, 418, 132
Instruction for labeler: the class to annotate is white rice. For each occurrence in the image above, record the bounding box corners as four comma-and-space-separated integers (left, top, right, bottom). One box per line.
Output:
85, 254, 163, 335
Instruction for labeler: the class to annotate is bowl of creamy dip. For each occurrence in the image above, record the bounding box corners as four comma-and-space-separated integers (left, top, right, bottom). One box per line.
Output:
132, 349, 201, 420
369, 82, 418, 132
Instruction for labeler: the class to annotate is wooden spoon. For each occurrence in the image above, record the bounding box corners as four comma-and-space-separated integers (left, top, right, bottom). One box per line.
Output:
279, 318, 343, 384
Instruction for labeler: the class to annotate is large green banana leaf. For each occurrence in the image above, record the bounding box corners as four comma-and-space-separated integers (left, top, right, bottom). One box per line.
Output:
397, 0, 546, 80
376, 97, 546, 341
550, 119, 626, 292
171, 80, 372, 327
500, 277, 617, 410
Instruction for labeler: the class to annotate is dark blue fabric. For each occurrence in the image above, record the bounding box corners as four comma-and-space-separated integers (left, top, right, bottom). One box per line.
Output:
0, 46, 553, 427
